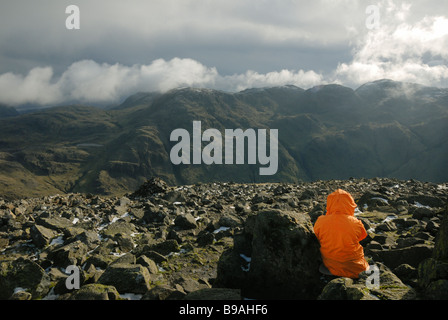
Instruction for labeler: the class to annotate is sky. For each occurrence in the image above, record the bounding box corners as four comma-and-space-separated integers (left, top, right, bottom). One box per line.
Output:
0, 0, 447, 106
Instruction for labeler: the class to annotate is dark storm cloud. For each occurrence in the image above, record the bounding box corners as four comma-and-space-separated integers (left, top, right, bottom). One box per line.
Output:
0, 0, 446, 105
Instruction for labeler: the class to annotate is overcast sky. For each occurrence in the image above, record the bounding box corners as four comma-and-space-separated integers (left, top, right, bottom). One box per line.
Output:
0, 0, 447, 106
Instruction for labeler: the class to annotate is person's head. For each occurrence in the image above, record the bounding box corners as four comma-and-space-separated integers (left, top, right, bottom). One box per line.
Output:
326, 189, 357, 215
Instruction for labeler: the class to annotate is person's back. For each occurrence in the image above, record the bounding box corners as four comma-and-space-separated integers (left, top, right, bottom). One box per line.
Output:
314, 189, 369, 278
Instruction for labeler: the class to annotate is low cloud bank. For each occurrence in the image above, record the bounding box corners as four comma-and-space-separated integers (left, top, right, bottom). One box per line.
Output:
1, 2, 447, 107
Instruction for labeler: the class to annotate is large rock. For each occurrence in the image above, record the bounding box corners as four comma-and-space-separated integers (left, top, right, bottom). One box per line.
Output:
369, 244, 433, 269
418, 209, 448, 299
216, 209, 322, 299
174, 213, 198, 230
97, 263, 151, 294
0, 257, 51, 299
66, 283, 121, 300
131, 177, 168, 198
318, 263, 416, 300
433, 209, 448, 261
30, 224, 58, 248
47, 240, 89, 268
35, 216, 73, 232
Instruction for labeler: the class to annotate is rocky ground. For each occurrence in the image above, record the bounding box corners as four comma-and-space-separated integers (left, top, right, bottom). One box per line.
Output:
0, 177, 447, 300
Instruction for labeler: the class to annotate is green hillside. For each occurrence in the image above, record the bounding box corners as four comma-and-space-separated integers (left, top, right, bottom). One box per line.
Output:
0, 79, 447, 199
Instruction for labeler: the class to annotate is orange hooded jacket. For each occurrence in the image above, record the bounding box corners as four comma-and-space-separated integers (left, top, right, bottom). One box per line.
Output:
313, 189, 369, 278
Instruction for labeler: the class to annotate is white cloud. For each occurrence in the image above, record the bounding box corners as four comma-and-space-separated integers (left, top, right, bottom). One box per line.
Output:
0, 0, 447, 106
0, 67, 62, 105
0, 58, 325, 106
219, 69, 324, 92
334, 1, 448, 87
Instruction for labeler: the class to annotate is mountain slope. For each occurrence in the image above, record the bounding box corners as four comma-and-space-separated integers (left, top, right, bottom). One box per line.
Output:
0, 80, 447, 199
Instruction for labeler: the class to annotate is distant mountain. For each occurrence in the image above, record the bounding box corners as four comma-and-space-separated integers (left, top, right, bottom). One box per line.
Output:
0, 104, 19, 118
0, 79, 447, 199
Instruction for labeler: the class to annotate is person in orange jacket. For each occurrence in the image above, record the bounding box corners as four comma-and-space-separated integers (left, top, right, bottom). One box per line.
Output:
313, 189, 369, 278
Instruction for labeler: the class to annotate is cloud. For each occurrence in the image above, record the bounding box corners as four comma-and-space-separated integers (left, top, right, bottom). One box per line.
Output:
0, 58, 324, 106
334, 1, 448, 87
0, 0, 447, 106
219, 69, 324, 92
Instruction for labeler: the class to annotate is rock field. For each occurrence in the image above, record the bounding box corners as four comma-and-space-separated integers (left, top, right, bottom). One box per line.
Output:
1, 177, 447, 300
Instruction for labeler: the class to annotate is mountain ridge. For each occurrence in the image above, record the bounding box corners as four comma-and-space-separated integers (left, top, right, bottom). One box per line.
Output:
0, 79, 447, 200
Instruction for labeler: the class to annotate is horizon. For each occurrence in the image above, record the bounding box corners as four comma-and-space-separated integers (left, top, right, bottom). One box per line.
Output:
0, 0, 447, 107
4, 77, 448, 112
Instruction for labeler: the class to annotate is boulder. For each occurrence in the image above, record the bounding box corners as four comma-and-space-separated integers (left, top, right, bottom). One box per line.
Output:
174, 213, 198, 230
30, 224, 58, 248
318, 263, 416, 300
149, 239, 180, 256
101, 221, 136, 238
131, 177, 168, 198
216, 209, 322, 299
358, 191, 390, 208
47, 240, 89, 268
433, 210, 448, 261
369, 243, 433, 269
141, 285, 186, 300
418, 209, 448, 299
136, 255, 159, 274
66, 283, 121, 300
405, 195, 445, 208
0, 257, 51, 299
35, 216, 73, 232
97, 263, 151, 294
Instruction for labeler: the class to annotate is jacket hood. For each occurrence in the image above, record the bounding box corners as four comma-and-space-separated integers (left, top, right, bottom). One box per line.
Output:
326, 189, 357, 216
